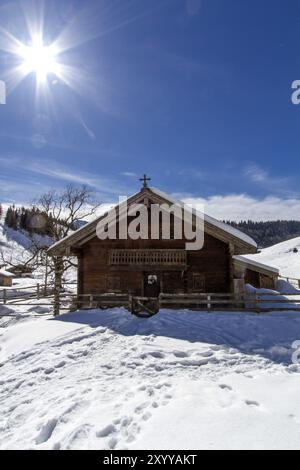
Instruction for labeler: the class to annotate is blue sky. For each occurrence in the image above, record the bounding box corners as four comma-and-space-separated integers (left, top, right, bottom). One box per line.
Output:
1, 0, 300, 220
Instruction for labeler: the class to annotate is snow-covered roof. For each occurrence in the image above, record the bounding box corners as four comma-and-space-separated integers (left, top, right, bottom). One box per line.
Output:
48, 187, 257, 255
151, 188, 257, 248
233, 255, 279, 275
0, 270, 15, 277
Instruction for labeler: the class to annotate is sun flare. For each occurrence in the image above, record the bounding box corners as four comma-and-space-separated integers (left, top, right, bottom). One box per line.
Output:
18, 36, 60, 83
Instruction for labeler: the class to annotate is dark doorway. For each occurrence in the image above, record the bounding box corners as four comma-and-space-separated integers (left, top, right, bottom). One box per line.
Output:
144, 274, 161, 298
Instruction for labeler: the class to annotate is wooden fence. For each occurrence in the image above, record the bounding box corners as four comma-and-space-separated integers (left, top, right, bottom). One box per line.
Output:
1, 286, 300, 315
279, 275, 300, 290
54, 291, 300, 315
0, 282, 77, 312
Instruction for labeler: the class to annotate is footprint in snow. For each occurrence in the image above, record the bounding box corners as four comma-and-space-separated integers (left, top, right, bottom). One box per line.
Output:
172, 350, 189, 358
245, 400, 260, 408
135, 402, 150, 414
140, 351, 165, 359
142, 412, 152, 421
219, 384, 233, 391
96, 424, 116, 438
55, 361, 66, 369
35, 418, 57, 444
154, 381, 171, 390
198, 350, 215, 358
108, 437, 118, 449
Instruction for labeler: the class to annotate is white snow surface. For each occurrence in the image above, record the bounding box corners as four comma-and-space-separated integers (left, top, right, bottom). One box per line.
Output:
1, 308, 300, 450
246, 237, 300, 279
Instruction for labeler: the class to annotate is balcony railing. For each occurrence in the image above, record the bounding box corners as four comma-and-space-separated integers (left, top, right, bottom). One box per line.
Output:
110, 249, 187, 266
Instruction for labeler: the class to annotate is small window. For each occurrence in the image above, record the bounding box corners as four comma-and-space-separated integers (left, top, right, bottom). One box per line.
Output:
193, 274, 205, 292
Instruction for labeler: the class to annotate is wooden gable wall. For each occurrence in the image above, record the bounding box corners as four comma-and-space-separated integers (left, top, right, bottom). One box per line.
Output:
77, 227, 231, 296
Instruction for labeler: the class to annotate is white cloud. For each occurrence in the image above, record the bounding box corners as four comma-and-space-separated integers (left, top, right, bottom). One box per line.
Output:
122, 172, 138, 178
183, 194, 300, 221
244, 164, 268, 183
243, 163, 293, 197
0, 155, 134, 202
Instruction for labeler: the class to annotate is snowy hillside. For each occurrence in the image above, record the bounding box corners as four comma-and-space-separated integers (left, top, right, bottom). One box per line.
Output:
0, 223, 35, 265
246, 237, 300, 279
1, 308, 300, 450
0, 220, 52, 289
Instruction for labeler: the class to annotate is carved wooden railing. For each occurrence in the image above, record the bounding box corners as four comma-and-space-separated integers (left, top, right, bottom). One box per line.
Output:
110, 249, 187, 266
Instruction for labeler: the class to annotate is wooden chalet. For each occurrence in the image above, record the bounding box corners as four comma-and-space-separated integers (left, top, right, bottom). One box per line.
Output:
48, 178, 279, 313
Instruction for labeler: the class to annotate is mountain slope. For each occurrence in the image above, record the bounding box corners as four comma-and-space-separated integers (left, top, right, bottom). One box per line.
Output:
246, 237, 300, 279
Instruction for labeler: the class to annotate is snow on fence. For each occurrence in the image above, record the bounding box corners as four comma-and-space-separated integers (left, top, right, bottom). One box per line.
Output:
279, 276, 300, 290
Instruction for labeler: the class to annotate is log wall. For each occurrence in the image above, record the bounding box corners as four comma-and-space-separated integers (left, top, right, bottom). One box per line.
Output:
78, 232, 231, 296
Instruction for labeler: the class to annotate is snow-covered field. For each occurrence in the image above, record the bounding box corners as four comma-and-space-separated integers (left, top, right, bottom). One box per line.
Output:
1, 218, 300, 450
1, 308, 300, 450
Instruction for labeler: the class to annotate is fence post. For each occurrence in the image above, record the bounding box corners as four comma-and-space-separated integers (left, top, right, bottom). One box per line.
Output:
255, 292, 260, 314
129, 295, 134, 315
207, 295, 211, 311
89, 295, 94, 309
3, 289, 7, 305
233, 279, 245, 309
37, 283, 40, 300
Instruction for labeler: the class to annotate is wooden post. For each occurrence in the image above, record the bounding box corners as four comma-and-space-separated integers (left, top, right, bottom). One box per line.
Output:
44, 254, 49, 296
129, 295, 133, 314
3, 289, 7, 305
207, 294, 211, 311
233, 279, 245, 309
53, 256, 63, 317
229, 243, 235, 293
37, 283, 40, 300
89, 295, 94, 309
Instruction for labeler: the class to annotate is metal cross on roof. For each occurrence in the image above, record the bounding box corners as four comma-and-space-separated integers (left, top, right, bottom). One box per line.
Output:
140, 174, 151, 188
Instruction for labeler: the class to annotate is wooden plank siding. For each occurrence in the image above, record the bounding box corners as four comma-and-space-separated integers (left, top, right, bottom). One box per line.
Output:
78, 231, 231, 297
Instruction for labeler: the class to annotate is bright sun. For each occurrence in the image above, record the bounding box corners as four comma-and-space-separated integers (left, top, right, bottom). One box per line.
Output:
18, 36, 60, 83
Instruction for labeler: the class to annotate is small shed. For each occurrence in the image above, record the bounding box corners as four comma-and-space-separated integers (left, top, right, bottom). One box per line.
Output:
0, 270, 15, 287
233, 255, 279, 290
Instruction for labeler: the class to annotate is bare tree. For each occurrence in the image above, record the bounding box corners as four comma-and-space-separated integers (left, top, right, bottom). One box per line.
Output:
35, 185, 99, 310
38, 185, 99, 241
1, 185, 99, 313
